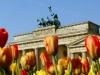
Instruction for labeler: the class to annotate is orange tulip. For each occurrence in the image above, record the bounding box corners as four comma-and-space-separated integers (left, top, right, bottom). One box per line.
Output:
44, 35, 58, 55
0, 47, 12, 68
97, 71, 100, 75
20, 51, 36, 70
26, 51, 36, 68
40, 51, 54, 74
81, 57, 89, 74
40, 51, 50, 65
85, 35, 100, 59
48, 64, 54, 74
58, 57, 71, 69
10, 44, 19, 60
0, 28, 8, 48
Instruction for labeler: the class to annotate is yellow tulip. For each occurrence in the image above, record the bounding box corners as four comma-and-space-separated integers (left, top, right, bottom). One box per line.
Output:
20, 51, 36, 70
36, 70, 47, 75
10, 63, 17, 72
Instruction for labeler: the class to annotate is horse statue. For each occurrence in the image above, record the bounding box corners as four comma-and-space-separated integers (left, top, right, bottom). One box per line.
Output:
37, 18, 47, 27
37, 6, 61, 29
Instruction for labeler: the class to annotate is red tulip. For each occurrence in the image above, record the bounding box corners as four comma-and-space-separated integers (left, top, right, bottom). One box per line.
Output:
21, 70, 28, 75
0, 28, 8, 48
40, 51, 50, 65
40, 51, 54, 73
45, 61, 53, 73
71, 58, 82, 75
10, 44, 19, 60
85, 35, 100, 59
44, 35, 58, 55
0, 47, 12, 68
81, 57, 89, 74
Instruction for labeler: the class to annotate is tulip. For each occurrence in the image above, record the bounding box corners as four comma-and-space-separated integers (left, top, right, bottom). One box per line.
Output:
10, 44, 19, 60
57, 64, 64, 75
21, 70, 28, 75
10, 44, 19, 75
10, 63, 17, 72
97, 71, 100, 75
64, 70, 71, 75
26, 51, 36, 68
64, 62, 72, 75
36, 70, 47, 75
10, 63, 17, 75
20, 55, 30, 70
45, 61, 53, 74
0, 28, 8, 48
58, 57, 72, 75
40, 51, 54, 74
58, 57, 71, 69
40, 51, 50, 65
81, 58, 89, 74
85, 35, 100, 75
81, 53, 89, 74
0, 47, 12, 75
48, 65, 54, 74
20, 51, 36, 70
71, 58, 82, 75
0, 47, 12, 68
44, 35, 58, 55
88, 61, 96, 75
85, 35, 100, 60
44, 35, 58, 75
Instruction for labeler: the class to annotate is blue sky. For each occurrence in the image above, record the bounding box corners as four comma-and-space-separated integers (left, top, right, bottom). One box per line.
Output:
0, 0, 100, 42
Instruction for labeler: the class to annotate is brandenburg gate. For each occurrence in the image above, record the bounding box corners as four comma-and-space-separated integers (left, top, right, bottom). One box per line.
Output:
10, 21, 100, 69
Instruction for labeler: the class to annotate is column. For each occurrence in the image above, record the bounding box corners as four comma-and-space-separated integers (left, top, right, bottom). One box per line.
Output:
82, 52, 86, 57
70, 53, 74, 59
22, 50, 25, 55
66, 45, 70, 57
34, 48, 40, 70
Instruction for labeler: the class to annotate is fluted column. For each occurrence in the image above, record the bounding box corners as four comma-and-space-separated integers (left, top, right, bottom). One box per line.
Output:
22, 50, 25, 55
66, 46, 70, 57
34, 48, 40, 70
70, 53, 74, 59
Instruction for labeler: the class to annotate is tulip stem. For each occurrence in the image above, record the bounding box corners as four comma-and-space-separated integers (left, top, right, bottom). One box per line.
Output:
52, 55, 58, 75
91, 60, 96, 75
12, 71, 15, 75
67, 62, 72, 75
96, 59, 100, 71
0, 68, 6, 75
